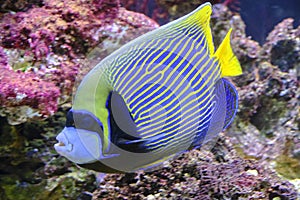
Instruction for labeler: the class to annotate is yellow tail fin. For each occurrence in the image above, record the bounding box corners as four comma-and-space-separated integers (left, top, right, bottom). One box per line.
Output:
214, 29, 242, 77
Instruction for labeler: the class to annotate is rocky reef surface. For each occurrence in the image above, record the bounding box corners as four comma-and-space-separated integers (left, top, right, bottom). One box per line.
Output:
92, 135, 298, 199
0, 0, 299, 199
212, 2, 300, 196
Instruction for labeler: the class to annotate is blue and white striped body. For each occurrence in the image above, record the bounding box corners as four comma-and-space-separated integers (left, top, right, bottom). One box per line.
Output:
54, 2, 242, 173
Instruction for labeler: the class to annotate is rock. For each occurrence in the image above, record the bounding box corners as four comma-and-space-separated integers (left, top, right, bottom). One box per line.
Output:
211, 4, 300, 196
92, 135, 298, 199
0, 0, 44, 12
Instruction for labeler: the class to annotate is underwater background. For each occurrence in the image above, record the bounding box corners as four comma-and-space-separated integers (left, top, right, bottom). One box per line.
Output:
0, 0, 299, 199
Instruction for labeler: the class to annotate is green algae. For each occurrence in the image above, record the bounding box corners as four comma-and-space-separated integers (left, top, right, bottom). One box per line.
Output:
275, 155, 300, 180
1, 168, 96, 200
1, 178, 47, 200
11, 60, 33, 72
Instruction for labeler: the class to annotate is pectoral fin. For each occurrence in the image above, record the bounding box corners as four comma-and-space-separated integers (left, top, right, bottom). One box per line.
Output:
108, 92, 151, 153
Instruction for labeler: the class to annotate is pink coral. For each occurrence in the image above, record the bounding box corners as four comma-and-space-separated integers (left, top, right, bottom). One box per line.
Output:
0, 47, 60, 117
0, 69, 60, 116
0, 0, 158, 124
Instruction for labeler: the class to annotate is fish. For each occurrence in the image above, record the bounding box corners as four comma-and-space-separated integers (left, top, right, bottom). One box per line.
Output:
54, 2, 242, 173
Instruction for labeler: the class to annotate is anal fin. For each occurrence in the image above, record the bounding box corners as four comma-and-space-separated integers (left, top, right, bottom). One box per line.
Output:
222, 78, 239, 129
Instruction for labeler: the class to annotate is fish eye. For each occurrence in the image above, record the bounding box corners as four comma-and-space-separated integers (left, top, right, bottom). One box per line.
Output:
66, 110, 103, 134
66, 110, 75, 127
76, 114, 100, 131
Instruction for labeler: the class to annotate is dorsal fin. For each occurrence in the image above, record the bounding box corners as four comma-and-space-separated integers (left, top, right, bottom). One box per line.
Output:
182, 3, 214, 54
116, 3, 215, 55
214, 29, 242, 77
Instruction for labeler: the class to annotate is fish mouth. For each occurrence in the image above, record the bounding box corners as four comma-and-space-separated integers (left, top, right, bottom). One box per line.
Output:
55, 141, 73, 152
56, 141, 66, 146
54, 129, 73, 152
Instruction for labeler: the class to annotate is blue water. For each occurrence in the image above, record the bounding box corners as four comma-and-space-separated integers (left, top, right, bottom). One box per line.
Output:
238, 0, 300, 44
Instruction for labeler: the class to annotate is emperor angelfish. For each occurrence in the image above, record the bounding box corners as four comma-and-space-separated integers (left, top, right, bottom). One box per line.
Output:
54, 2, 242, 173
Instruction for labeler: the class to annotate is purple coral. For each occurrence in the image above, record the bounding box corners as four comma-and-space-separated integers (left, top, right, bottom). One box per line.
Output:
0, 47, 8, 66
0, 47, 60, 117
0, 0, 158, 124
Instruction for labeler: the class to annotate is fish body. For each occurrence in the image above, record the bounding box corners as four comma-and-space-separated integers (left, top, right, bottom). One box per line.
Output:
54, 2, 242, 173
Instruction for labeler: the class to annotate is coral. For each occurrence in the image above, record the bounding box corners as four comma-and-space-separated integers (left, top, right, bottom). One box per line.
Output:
211, 4, 261, 90
0, 0, 119, 59
0, 47, 8, 66
92, 135, 298, 199
0, 0, 158, 198
0, 0, 158, 125
0, 0, 44, 12
0, 47, 60, 124
261, 18, 300, 75
210, 3, 300, 196
121, 0, 239, 25
216, 1, 242, 11
211, 4, 261, 64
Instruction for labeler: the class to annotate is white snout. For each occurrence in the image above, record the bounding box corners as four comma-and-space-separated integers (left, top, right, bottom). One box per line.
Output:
54, 127, 101, 164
